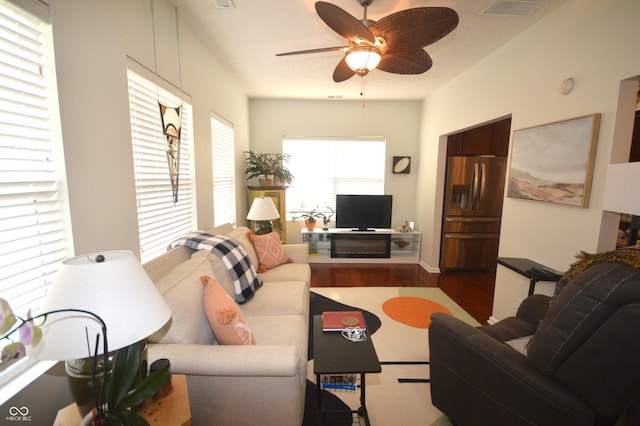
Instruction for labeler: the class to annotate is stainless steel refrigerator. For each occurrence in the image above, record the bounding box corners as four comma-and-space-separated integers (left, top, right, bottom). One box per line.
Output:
440, 156, 507, 270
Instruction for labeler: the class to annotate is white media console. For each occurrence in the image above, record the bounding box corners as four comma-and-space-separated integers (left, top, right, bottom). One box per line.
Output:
301, 228, 421, 264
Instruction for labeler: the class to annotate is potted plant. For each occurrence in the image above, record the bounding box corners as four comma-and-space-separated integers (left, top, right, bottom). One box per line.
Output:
0, 299, 170, 426
292, 206, 334, 231
291, 207, 323, 231
317, 207, 334, 230
244, 151, 293, 186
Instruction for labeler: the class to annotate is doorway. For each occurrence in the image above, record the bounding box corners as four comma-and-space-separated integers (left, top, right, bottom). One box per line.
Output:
440, 117, 512, 271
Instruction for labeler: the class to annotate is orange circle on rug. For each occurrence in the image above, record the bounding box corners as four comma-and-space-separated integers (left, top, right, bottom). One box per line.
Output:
382, 297, 452, 328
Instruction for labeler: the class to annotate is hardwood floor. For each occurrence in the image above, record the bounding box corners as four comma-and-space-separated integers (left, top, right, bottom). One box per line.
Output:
309, 263, 495, 324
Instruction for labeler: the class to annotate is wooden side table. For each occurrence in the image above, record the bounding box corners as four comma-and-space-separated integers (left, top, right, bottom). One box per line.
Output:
53, 374, 191, 426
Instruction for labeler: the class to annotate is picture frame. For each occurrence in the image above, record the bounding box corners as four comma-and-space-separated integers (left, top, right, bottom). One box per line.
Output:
507, 113, 600, 208
392, 156, 411, 174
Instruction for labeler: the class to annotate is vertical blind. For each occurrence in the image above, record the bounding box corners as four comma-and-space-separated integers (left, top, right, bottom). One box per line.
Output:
0, 0, 72, 321
211, 113, 236, 227
127, 69, 195, 263
283, 138, 386, 215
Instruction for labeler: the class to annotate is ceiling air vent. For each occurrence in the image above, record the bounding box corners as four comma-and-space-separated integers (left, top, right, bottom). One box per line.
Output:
479, 0, 545, 16
214, 0, 235, 9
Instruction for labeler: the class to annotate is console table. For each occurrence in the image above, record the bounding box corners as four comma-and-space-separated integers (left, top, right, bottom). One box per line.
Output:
496, 257, 563, 295
301, 228, 420, 264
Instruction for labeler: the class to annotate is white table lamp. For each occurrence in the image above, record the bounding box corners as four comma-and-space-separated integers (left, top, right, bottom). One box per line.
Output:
247, 197, 280, 234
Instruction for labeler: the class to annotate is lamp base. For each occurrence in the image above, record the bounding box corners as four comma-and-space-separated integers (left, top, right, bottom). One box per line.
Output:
253, 220, 273, 235
65, 342, 148, 417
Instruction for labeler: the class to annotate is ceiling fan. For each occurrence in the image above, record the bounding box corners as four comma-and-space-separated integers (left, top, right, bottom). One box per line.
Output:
276, 0, 459, 83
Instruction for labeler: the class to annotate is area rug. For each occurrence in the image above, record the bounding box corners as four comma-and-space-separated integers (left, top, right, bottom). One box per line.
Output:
304, 287, 479, 426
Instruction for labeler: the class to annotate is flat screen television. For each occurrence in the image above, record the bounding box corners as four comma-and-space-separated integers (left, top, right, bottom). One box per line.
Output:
336, 194, 393, 231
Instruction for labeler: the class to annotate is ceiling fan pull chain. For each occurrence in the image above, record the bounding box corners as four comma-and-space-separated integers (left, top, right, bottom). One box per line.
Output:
361, 76, 366, 108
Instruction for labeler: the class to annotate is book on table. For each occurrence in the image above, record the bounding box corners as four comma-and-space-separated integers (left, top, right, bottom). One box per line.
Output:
322, 310, 367, 332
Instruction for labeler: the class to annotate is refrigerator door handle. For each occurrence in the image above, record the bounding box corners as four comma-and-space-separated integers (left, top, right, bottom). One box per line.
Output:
471, 163, 479, 210
478, 162, 486, 210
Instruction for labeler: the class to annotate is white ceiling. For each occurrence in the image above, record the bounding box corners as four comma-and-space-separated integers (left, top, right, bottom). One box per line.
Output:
174, 0, 567, 101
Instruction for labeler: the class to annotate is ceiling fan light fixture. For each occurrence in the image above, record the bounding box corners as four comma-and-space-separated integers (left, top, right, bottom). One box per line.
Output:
345, 44, 381, 76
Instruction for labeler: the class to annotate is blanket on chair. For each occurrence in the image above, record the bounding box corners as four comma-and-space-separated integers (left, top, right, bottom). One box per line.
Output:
170, 231, 263, 303
554, 245, 640, 296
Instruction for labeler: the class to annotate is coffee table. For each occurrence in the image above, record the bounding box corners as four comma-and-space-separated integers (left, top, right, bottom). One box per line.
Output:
313, 314, 381, 425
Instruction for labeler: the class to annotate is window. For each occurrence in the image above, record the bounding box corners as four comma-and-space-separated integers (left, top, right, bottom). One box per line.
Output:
127, 68, 196, 263
283, 137, 386, 215
0, 0, 72, 388
211, 114, 236, 227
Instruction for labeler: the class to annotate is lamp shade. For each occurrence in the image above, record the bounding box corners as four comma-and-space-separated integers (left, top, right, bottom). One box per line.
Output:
345, 45, 382, 76
247, 197, 280, 221
602, 162, 640, 215
28, 251, 171, 360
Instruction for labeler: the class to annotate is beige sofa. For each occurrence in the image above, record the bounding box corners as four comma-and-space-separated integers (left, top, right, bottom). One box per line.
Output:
143, 224, 310, 426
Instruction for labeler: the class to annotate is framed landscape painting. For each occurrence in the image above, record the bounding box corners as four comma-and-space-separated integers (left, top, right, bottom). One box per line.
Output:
507, 114, 600, 208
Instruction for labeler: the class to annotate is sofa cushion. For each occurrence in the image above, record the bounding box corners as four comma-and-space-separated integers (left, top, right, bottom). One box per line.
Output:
259, 262, 311, 285
246, 314, 308, 365
248, 231, 292, 272
200, 275, 256, 345
148, 257, 215, 345
239, 281, 309, 320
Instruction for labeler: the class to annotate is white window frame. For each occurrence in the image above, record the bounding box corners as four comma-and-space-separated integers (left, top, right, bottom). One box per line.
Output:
211, 113, 236, 227
283, 137, 386, 216
0, 0, 72, 402
127, 65, 196, 263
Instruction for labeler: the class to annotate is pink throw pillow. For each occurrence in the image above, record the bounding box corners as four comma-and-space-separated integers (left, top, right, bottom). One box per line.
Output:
200, 275, 256, 345
247, 231, 292, 273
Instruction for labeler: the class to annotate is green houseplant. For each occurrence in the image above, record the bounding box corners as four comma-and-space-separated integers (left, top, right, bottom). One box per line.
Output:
0, 299, 170, 426
244, 151, 293, 186
292, 206, 333, 231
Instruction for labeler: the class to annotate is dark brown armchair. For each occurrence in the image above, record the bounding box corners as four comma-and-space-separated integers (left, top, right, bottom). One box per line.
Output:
429, 251, 640, 425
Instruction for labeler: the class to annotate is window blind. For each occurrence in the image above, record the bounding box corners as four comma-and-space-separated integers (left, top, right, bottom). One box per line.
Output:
127, 69, 195, 263
211, 114, 236, 227
283, 138, 386, 215
0, 0, 72, 321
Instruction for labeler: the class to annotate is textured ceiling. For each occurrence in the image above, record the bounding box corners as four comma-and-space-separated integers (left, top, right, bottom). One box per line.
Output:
174, 0, 567, 100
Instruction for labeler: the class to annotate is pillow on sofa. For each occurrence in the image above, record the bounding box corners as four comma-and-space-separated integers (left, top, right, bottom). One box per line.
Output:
200, 275, 256, 345
248, 231, 292, 272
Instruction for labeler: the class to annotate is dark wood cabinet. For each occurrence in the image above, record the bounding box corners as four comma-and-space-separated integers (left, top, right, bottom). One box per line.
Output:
446, 117, 511, 157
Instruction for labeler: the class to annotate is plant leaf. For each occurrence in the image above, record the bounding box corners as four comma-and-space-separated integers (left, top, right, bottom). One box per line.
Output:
113, 368, 170, 412
108, 341, 142, 410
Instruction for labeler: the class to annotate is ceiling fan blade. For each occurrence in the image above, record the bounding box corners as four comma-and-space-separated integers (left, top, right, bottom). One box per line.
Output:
276, 46, 348, 57
370, 7, 459, 49
333, 57, 356, 82
377, 49, 432, 75
315, 1, 375, 44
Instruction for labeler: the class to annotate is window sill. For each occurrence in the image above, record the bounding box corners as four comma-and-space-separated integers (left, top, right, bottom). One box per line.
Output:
0, 358, 57, 406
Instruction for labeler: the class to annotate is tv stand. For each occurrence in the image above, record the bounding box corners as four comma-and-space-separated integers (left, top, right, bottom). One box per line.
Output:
351, 228, 375, 232
301, 228, 421, 264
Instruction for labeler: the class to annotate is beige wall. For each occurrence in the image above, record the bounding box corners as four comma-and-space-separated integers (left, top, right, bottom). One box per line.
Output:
45, 0, 639, 319
249, 99, 422, 243
417, 0, 640, 320
49, 0, 250, 256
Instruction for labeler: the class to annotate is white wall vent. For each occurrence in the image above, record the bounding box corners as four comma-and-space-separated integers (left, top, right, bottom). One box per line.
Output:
214, 0, 235, 9
479, 0, 545, 16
